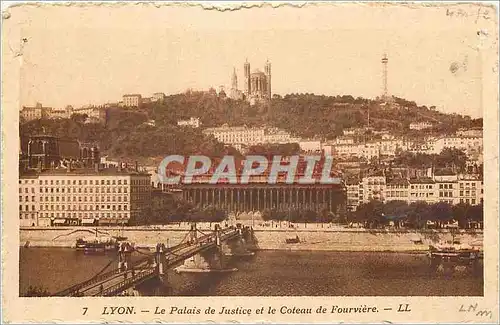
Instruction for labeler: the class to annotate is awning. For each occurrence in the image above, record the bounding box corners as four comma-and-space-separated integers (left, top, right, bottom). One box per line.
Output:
81, 218, 95, 224
99, 219, 117, 225
53, 219, 66, 224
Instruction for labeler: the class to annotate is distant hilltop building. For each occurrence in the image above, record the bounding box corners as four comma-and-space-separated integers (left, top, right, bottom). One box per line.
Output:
409, 121, 434, 130
202, 124, 300, 150
177, 117, 201, 128
229, 59, 272, 105
244, 59, 272, 105
122, 94, 142, 107
152, 92, 166, 103
20, 103, 105, 124
120, 92, 166, 107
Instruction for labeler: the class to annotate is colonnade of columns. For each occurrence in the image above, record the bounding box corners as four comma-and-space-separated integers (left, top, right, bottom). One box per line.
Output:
181, 186, 344, 213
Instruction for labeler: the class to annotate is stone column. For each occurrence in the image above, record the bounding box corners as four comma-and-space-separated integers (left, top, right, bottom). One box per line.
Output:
237, 189, 241, 213
243, 189, 247, 212
276, 188, 280, 210
256, 189, 260, 211
250, 189, 253, 212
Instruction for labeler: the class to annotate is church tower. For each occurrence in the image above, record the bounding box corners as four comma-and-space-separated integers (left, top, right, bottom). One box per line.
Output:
231, 67, 238, 90
265, 59, 272, 99
244, 59, 251, 96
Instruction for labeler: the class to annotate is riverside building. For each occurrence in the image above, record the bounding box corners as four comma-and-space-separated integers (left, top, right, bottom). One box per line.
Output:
19, 165, 151, 227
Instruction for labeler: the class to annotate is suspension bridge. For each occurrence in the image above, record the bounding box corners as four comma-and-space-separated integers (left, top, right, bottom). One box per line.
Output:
53, 224, 253, 297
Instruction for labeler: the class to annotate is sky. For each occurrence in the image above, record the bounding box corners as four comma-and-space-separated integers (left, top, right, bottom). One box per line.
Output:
7, 2, 493, 117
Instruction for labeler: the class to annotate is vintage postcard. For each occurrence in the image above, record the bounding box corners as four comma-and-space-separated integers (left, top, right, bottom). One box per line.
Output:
1, 1, 499, 323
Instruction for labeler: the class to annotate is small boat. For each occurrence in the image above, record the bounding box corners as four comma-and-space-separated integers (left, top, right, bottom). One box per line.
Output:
75, 228, 119, 253
76, 236, 119, 253
428, 241, 481, 272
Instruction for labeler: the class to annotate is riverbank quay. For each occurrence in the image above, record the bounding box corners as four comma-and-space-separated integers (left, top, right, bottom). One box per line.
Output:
20, 223, 483, 252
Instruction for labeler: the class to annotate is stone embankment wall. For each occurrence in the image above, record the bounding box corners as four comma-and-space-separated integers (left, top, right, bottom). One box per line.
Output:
20, 223, 483, 252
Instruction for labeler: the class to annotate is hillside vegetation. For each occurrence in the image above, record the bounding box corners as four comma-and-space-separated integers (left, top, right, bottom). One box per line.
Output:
20, 92, 482, 163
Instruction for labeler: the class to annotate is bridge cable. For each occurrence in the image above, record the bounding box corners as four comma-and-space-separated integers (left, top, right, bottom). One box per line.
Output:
54, 253, 119, 296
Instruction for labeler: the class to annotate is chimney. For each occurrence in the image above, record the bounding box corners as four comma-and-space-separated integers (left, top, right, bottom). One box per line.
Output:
135, 161, 138, 172
117, 161, 122, 172
94, 163, 99, 173
67, 161, 72, 172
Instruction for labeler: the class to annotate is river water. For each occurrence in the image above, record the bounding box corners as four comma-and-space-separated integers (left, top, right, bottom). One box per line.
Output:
19, 248, 483, 296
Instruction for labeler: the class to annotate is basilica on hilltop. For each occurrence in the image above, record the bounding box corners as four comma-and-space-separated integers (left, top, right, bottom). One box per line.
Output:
229, 59, 271, 105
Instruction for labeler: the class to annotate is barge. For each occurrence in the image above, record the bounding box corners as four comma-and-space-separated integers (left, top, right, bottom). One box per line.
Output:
428, 241, 482, 274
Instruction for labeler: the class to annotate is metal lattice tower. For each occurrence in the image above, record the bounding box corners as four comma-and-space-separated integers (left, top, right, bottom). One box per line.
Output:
381, 53, 388, 98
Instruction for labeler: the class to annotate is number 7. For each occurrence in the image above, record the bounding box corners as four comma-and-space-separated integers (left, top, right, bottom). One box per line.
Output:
82, 307, 88, 315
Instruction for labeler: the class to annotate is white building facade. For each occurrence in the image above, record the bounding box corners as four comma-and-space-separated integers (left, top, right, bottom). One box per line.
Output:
19, 169, 151, 227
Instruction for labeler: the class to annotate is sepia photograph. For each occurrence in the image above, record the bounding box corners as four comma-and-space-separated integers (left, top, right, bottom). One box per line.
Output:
2, 1, 499, 324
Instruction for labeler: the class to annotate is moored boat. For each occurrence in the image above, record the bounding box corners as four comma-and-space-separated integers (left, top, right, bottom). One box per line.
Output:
428, 240, 482, 273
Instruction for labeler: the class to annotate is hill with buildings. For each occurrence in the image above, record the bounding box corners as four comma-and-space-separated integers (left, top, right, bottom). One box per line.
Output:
19, 91, 482, 162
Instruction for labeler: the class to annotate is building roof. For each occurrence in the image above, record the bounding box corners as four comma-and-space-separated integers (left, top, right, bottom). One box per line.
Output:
386, 178, 409, 185
20, 167, 150, 177
251, 69, 265, 76
409, 177, 435, 184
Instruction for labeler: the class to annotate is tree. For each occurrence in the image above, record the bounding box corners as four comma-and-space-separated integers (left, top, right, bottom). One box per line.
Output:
407, 201, 431, 229
452, 203, 470, 228
467, 203, 483, 223
356, 200, 384, 228
383, 200, 409, 228
430, 202, 453, 228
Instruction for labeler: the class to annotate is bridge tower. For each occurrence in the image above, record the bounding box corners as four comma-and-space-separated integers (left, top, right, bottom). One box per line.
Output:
154, 243, 167, 275
118, 242, 133, 271
189, 223, 198, 244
